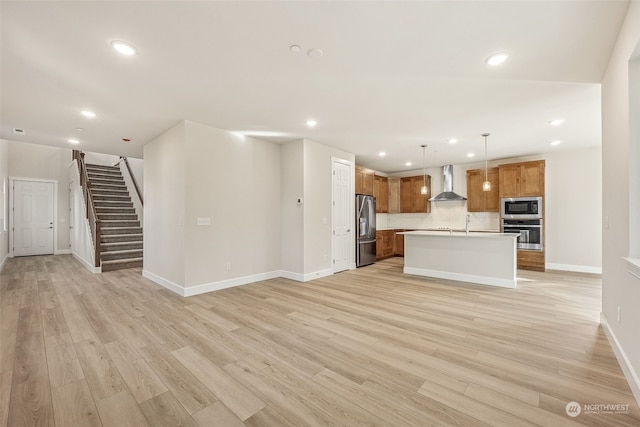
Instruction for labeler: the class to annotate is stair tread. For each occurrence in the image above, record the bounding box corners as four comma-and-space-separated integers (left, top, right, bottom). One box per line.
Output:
101, 248, 143, 254
102, 257, 143, 263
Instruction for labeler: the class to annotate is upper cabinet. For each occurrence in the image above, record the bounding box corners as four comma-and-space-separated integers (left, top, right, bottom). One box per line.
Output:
355, 165, 375, 195
466, 167, 500, 212
373, 175, 389, 213
387, 178, 401, 213
400, 175, 431, 213
498, 160, 545, 198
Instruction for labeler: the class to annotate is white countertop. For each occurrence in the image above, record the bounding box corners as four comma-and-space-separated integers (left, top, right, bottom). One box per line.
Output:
400, 230, 516, 238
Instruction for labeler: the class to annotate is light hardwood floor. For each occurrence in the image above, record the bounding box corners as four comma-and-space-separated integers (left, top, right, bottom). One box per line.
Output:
1, 255, 638, 426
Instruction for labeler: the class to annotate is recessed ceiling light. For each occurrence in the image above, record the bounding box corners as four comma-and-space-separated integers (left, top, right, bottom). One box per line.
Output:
111, 40, 137, 56
307, 48, 324, 59
68, 139, 79, 144
306, 119, 317, 127
290, 45, 301, 53
447, 138, 458, 144
75, 127, 84, 132
486, 52, 509, 66
378, 151, 386, 157
405, 162, 412, 167
548, 119, 564, 126
81, 110, 96, 118
549, 140, 562, 146
467, 153, 475, 158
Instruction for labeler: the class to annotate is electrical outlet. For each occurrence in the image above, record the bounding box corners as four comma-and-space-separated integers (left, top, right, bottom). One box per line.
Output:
617, 306, 621, 323
225, 262, 231, 270
197, 217, 211, 226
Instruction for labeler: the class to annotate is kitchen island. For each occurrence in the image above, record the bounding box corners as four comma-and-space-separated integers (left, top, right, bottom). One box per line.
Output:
401, 231, 518, 288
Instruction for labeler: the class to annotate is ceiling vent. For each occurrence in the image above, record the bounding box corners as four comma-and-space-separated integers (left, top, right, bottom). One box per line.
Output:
12, 128, 25, 135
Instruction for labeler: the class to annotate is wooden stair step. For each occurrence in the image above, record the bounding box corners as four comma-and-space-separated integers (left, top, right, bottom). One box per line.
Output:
101, 257, 143, 272
101, 233, 143, 243
101, 241, 143, 251
86, 164, 120, 171
100, 220, 140, 228
96, 207, 136, 214
100, 227, 143, 236
93, 194, 131, 201
101, 249, 143, 261
94, 201, 134, 208
98, 213, 138, 221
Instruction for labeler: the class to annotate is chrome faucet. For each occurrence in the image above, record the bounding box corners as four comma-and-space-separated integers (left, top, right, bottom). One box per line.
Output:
465, 214, 471, 235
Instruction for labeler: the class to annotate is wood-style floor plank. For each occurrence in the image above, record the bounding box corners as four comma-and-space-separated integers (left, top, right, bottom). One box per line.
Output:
50, 379, 101, 427
1, 254, 639, 427
172, 345, 266, 421
95, 390, 150, 427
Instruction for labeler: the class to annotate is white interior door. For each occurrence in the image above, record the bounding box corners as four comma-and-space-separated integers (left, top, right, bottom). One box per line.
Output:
13, 180, 54, 256
332, 159, 352, 273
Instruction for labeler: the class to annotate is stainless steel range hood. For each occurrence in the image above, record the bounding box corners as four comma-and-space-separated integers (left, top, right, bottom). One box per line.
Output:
429, 164, 467, 201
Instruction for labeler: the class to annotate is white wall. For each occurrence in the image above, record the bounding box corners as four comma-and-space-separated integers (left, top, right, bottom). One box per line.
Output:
303, 139, 355, 277
8, 141, 71, 254
143, 122, 187, 288
0, 140, 9, 269
183, 121, 281, 288
601, 0, 640, 406
280, 140, 304, 276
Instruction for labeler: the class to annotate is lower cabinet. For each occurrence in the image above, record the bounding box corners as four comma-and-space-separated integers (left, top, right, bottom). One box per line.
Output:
517, 250, 545, 271
376, 230, 395, 260
394, 232, 405, 257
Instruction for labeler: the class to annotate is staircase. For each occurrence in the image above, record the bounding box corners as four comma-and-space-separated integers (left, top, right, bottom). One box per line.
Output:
86, 163, 143, 272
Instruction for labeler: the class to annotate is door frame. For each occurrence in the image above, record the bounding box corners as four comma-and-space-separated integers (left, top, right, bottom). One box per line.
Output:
9, 177, 59, 258
331, 157, 355, 273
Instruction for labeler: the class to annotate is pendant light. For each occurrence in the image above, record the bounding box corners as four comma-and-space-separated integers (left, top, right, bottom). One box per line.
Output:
420, 144, 428, 195
482, 133, 491, 192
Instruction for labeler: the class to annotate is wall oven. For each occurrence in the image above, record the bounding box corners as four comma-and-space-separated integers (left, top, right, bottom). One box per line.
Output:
502, 219, 543, 251
501, 196, 542, 220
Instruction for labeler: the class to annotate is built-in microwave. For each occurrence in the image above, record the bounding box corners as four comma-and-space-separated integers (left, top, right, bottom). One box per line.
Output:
501, 196, 543, 219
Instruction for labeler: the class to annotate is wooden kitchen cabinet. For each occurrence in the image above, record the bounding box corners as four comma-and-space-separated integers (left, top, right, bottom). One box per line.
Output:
400, 176, 431, 213
498, 160, 545, 198
355, 166, 375, 195
394, 231, 405, 256
466, 167, 500, 212
373, 175, 389, 213
375, 230, 395, 260
518, 250, 545, 272
388, 178, 401, 213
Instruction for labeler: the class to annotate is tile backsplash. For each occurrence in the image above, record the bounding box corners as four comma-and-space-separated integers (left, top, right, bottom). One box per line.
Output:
377, 201, 500, 231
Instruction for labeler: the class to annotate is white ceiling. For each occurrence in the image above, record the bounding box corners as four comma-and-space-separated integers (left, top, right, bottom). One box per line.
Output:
0, 1, 630, 172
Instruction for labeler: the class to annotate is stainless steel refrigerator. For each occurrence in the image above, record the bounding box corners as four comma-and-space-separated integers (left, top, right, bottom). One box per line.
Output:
356, 194, 376, 267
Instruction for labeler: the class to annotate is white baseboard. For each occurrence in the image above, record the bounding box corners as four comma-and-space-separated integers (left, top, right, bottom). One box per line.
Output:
0, 254, 7, 272
302, 268, 334, 282
143, 268, 336, 297
55, 249, 71, 255
280, 270, 305, 282
404, 267, 517, 288
142, 270, 185, 296
183, 271, 281, 297
546, 263, 602, 274
72, 252, 101, 273
281, 268, 334, 283
601, 313, 640, 407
